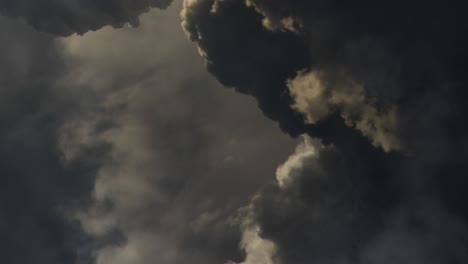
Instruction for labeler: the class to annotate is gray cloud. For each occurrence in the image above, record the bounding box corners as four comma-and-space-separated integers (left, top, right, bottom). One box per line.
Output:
0, 15, 115, 264
181, 1, 468, 263
238, 137, 468, 264
2, 1, 468, 264
54, 3, 299, 264
0, 0, 172, 36
0, 5, 299, 263
182, 0, 468, 154
181, 0, 310, 136
287, 70, 400, 151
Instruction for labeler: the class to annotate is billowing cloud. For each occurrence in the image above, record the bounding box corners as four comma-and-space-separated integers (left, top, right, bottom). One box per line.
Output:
182, 0, 468, 153
181, 0, 311, 136
2, 0, 468, 264
229, 205, 277, 264
237, 137, 468, 264
0, 0, 173, 36
181, 1, 468, 263
287, 70, 400, 151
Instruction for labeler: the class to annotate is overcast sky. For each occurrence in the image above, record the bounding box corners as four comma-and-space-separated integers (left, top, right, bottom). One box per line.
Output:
1, 1, 468, 264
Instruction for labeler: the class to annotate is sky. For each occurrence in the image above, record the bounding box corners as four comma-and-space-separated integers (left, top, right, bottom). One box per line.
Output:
1, 1, 468, 264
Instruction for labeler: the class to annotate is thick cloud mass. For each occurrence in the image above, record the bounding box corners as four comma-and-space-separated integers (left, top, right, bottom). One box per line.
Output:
241, 138, 468, 264
181, 0, 468, 263
182, 0, 468, 152
0, 0, 172, 35
2, 0, 468, 264
181, 0, 310, 135
245, 0, 468, 152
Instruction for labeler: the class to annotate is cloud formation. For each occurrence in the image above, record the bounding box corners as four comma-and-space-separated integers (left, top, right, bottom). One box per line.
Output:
0, 15, 114, 264
181, 0, 468, 263
236, 137, 468, 264
1, 0, 468, 264
54, 4, 299, 264
288, 70, 400, 151
0, 5, 299, 263
182, 0, 468, 153
181, 0, 310, 135
0, 0, 173, 35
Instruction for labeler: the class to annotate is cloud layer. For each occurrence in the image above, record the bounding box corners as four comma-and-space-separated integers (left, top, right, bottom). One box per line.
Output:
1, 0, 468, 264
181, 0, 468, 263
0, 0, 173, 35
0, 15, 114, 264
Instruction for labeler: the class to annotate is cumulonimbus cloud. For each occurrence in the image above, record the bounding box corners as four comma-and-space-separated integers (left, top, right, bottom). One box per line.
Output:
181, 0, 468, 263
182, 0, 468, 153
2, 0, 468, 263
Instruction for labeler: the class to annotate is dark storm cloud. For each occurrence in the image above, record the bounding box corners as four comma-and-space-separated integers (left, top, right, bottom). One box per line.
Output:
182, 0, 468, 263
182, 0, 468, 152
246, 0, 468, 153
0, 0, 173, 36
246, 139, 468, 264
0, 16, 119, 264
2, 0, 468, 263
181, 0, 311, 135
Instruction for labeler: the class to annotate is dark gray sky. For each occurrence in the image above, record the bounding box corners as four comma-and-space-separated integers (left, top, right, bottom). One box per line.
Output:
1, 0, 468, 264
